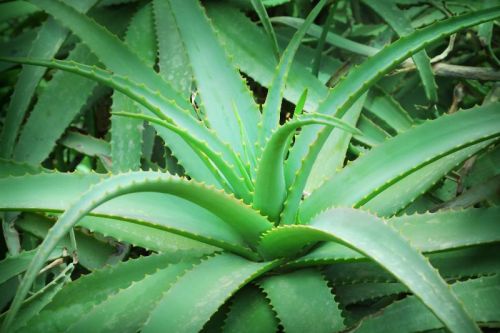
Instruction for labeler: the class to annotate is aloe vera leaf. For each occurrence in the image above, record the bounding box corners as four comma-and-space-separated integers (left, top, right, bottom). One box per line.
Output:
0, 248, 62, 286
152, 0, 192, 97
206, 4, 328, 111
300, 103, 500, 222
322, 243, 500, 286
65, 261, 194, 333
363, 140, 494, 216
142, 253, 279, 333
335, 282, 408, 305
362, 0, 438, 103
305, 95, 366, 193
266, 205, 500, 263
223, 286, 278, 333
168, 0, 261, 169
250, 0, 280, 61
30, 0, 190, 110
363, 87, 414, 133
281, 94, 367, 225
0, 159, 46, 177
258, 0, 327, 149
3, 172, 273, 326
0, 172, 254, 257
77, 215, 217, 256
259, 269, 345, 333
0, 57, 248, 191
18, 252, 185, 333
353, 275, 500, 333
253, 113, 361, 222
0, 0, 98, 158
13, 43, 98, 165
112, 111, 252, 200
261, 208, 480, 333
438, 174, 500, 209
0, 30, 36, 72
0, 1, 39, 21
60, 131, 111, 168
286, 7, 500, 189
15, 213, 118, 271
312, 2, 336, 77
389, 206, 500, 252
1, 263, 74, 332
272, 16, 379, 57
110, 3, 156, 173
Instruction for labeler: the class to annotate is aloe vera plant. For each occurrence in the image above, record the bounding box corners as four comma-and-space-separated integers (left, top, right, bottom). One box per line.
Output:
0, 0, 499, 332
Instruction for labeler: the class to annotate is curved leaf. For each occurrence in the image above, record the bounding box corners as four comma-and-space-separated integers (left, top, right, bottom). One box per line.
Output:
301, 103, 500, 222
259, 269, 344, 333
286, 7, 500, 189
142, 253, 279, 333
253, 113, 361, 222
168, 0, 261, 169
0, 172, 252, 256
258, 208, 480, 333
258, 0, 327, 148
353, 275, 500, 332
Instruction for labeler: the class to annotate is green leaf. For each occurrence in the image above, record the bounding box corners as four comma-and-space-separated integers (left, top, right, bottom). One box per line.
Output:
259, 269, 345, 333
112, 111, 252, 200
3, 171, 275, 331
0, 172, 254, 256
0, 248, 62, 286
301, 103, 500, 222
388, 207, 500, 252
206, 4, 328, 112
258, 208, 480, 333
0, 159, 46, 177
110, 3, 156, 173
363, 140, 494, 216
168, 0, 261, 169
335, 281, 408, 305
271, 16, 379, 57
142, 253, 279, 333
223, 286, 278, 333
323, 243, 500, 284
363, 87, 414, 134
1, 263, 74, 332
280, 94, 367, 225
152, 0, 192, 97
15, 213, 118, 271
362, 0, 438, 103
353, 275, 500, 332
76, 215, 217, 256
0, 57, 249, 195
60, 131, 112, 169
0, 0, 98, 158
65, 261, 195, 333
30, 0, 190, 110
258, 0, 327, 149
288, 206, 500, 268
18, 252, 187, 333
286, 7, 500, 189
13, 43, 98, 165
250, 0, 280, 61
0, 1, 39, 21
253, 113, 361, 222
305, 95, 366, 193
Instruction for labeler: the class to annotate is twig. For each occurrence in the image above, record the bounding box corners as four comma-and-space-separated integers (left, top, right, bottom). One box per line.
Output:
432, 63, 500, 81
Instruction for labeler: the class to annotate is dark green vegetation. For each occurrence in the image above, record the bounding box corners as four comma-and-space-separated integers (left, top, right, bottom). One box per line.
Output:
0, 0, 499, 332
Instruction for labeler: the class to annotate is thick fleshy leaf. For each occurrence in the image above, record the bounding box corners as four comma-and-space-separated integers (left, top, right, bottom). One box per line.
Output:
258, 208, 480, 333
142, 253, 279, 333
301, 103, 500, 222
259, 269, 345, 333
